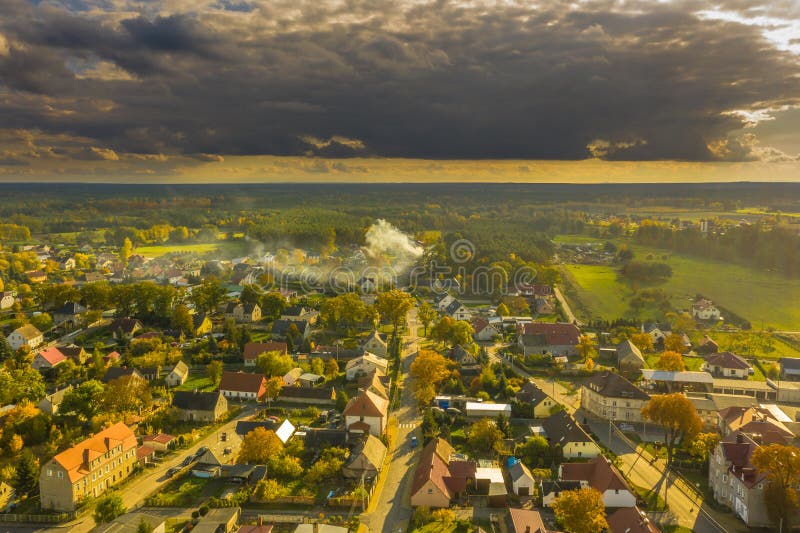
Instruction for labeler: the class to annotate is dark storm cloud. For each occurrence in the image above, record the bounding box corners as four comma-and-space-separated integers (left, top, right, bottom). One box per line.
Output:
0, 0, 798, 162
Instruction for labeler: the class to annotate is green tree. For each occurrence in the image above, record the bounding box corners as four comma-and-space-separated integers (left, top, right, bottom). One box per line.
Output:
576, 334, 595, 363
0, 334, 12, 363
336, 389, 349, 411
170, 304, 194, 336
310, 357, 325, 376
552, 488, 608, 533
137, 517, 154, 533
94, 493, 126, 524
752, 444, 800, 530
448, 320, 474, 347
689, 432, 720, 463
417, 301, 437, 336
263, 376, 284, 408
61, 379, 106, 421
30, 313, 53, 332
257, 350, 295, 377
206, 360, 223, 386
467, 418, 504, 454
324, 358, 339, 380
14, 449, 39, 496
258, 292, 286, 321
190, 277, 226, 314
120, 237, 133, 267
238, 428, 283, 464
495, 303, 510, 317
376, 289, 414, 341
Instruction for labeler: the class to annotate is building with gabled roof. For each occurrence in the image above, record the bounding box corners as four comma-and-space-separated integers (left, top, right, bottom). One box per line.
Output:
32, 346, 67, 370
344, 389, 389, 436
508, 508, 547, 533
616, 339, 645, 374
38, 385, 72, 416
514, 381, 557, 418
345, 352, 389, 381
342, 434, 387, 479
410, 438, 476, 508
360, 331, 387, 358
40, 422, 137, 511
607, 507, 660, 533
507, 460, 535, 496
8, 323, 44, 351
539, 409, 601, 459
580, 371, 650, 423
356, 370, 388, 399
219, 371, 266, 401
165, 360, 190, 387
242, 341, 288, 367
703, 352, 753, 379
558, 455, 636, 508
172, 390, 228, 422
517, 322, 580, 357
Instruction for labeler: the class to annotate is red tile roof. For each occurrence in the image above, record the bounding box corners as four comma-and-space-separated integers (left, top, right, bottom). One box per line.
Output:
560, 456, 630, 493
243, 341, 288, 362
36, 347, 67, 366
518, 322, 580, 345
607, 507, 660, 533
705, 351, 751, 371
219, 371, 266, 397
343, 389, 389, 418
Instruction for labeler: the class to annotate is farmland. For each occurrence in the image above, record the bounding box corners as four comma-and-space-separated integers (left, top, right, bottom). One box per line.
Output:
558, 237, 800, 330
134, 241, 247, 258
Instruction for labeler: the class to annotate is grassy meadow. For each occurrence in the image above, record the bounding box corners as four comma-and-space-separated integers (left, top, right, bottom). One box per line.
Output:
558, 237, 800, 330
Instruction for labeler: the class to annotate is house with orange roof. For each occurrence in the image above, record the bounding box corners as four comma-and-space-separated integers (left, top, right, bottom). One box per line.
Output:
219, 371, 266, 401
343, 389, 389, 437
39, 422, 138, 511
242, 341, 288, 367
32, 347, 67, 370
410, 438, 476, 508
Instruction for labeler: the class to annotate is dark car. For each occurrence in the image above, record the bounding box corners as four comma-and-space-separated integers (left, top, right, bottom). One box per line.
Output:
166, 467, 180, 477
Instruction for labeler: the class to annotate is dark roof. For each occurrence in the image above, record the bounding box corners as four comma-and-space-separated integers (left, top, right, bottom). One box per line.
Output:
192, 313, 209, 328
53, 301, 87, 316
172, 391, 224, 411
584, 371, 650, 400
540, 479, 582, 495
279, 387, 335, 400
271, 319, 308, 335
515, 382, 548, 405
780, 358, 800, 371
445, 299, 465, 315
606, 507, 660, 533
303, 429, 348, 448
283, 305, 308, 316
541, 410, 593, 446
110, 318, 142, 333
235, 421, 276, 436
243, 341, 288, 361
102, 366, 143, 383
705, 352, 752, 370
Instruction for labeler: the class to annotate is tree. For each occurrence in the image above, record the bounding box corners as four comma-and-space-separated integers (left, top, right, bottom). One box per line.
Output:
137, 517, 155, 533
30, 313, 53, 332
0, 334, 12, 363
170, 304, 194, 337
206, 360, 223, 386
640, 393, 702, 466
689, 432, 720, 463
336, 389, 349, 411
119, 237, 133, 267
663, 333, 687, 353
263, 376, 284, 407
467, 419, 504, 454
190, 277, 226, 314
516, 435, 551, 468
410, 350, 451, 406
552, 488, 608, 533
577, 334, 595, 363
421, 408, 440, 443
14, 449, 39, 496
430, 316, 453, 345
630, 333, 654, 353
103, 375, 152, 414
324, 358, 339, 380
257, 350, 295, 377
448, 320, 474, 347
238, 427, 284, 464
376, 289, 414, 341
310, 357, 325, 376
751, 444, 800, 529
61, 379, 106, 421
495, 303, 510, 317
94, 493, 126, 524
7, 434, 23, 455
654, 350, 686, 371
259, 292, 286, 321
417, 301, 437, 336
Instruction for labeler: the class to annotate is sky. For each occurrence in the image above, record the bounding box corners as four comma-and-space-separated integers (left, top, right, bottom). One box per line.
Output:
0, 0, 799, 182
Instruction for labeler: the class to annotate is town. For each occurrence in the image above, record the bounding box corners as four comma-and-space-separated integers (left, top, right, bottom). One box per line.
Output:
0, 184, 799, 533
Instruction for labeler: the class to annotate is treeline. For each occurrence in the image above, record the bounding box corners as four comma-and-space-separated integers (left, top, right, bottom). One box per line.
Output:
621, 260, 673, 282
635, 220, 800, 277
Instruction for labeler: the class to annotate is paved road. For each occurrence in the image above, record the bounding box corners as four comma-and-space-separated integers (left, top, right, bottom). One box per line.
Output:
552, 286, 580, 326
360, 308, 421, 533
44, 405, 255, 533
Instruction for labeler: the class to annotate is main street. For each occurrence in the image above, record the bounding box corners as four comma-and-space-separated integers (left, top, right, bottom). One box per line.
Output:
359, 308, 421, 533
43, 405, 256, 533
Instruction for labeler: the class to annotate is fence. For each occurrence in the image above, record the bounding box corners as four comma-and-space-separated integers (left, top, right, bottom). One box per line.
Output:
0, 512, 76, 523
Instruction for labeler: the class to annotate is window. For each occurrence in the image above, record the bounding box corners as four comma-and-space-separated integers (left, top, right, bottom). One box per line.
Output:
57, 471, 63, 478
47, 469, 53, 477
427, 489, 432, 494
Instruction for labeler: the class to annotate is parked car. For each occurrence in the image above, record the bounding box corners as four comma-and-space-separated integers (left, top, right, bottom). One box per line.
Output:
410, 436, 418, 448
166, 467, 180, 477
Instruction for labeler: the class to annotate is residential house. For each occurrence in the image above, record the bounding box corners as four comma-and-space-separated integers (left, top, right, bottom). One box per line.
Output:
445, 299, 471, 321
558, 456, 636, 508
141, 433, 175, 452
219, 371, 266, 401
38, 385, 73, 416
435, 294, 457, 313
410, 438, 476, 508
32, 347, 67, 370
298, 373, 323, 388
780, 358, 800, 380
360, 331, 388, 358
84, 272, 106, 283
192, 314, 213, 337
172, 390, 228, 422
344, 389, 389, 436
271, 319, 310, 341
58, 344, 87, 364
508, 508, 547, 533
642, 323, 669, 345
139, 366, 160, 381
0, 291, 15, 310
616, 339, 645, 374
102, 367, 145, 384
59, 257, 76, 270
342, 434, 387, 479
8, 324, 44, 351
26, 270, 47, 283
345, 352, 389, 381
357, 371, 388, 399
686, 393, 757, 430
507, 460, 535, 496
278, 387, 336, 405
243, 341, 288, 367
447, 345, 480, 373
540, 409, 601, 459
709, 432, 772, 528
696, 335, 720, 354
465, 402, 511, 417
540, 479, 582, 506
717, 406, 795, 442
472, 317, 499, 342
53, 302, 87, 328
607, 507, 661, 533
517, 322, 580, 357
110, 318, 143, 340
580, 371, 650, 423
103, 351, 121, 364
194, 507, 240, 533
281, 306, 318, 324
165, 361, 190, 387
514, 382, 557, 418
534, 297, 555, 315
39, 422, 137, 511
693, 298, 721, 320
703, 352, 753, 379
225, 302, 261, 323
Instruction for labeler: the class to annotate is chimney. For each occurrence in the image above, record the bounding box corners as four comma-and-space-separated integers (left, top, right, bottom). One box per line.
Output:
525, 527, 531, 533
736, 433, 744, 444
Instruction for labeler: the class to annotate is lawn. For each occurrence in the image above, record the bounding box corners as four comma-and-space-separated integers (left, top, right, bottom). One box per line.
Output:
145, 477, 214, 507
560, 244, 800, 330
644, 354, 703, 371
134, 241, 246, 258
710, 331, 800, 360
176, 374, 216, 392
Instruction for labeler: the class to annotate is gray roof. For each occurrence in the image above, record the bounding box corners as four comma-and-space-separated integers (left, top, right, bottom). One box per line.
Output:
508, 461, 533, 482
540, 410, 593, 446
616, 339, 644, 363
172, 390, 224, 411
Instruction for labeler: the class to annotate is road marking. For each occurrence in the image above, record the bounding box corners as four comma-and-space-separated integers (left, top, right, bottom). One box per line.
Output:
399, 423, 418, 428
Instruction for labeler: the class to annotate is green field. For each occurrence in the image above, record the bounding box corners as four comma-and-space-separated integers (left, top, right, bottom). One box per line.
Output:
176, 375, 216, 392
134, 241, 246, 258
560, 242, 800, 330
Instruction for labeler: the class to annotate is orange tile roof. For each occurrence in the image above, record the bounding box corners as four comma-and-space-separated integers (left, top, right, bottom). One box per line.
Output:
52, 422, 136, 482
343, 389, 389, 418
